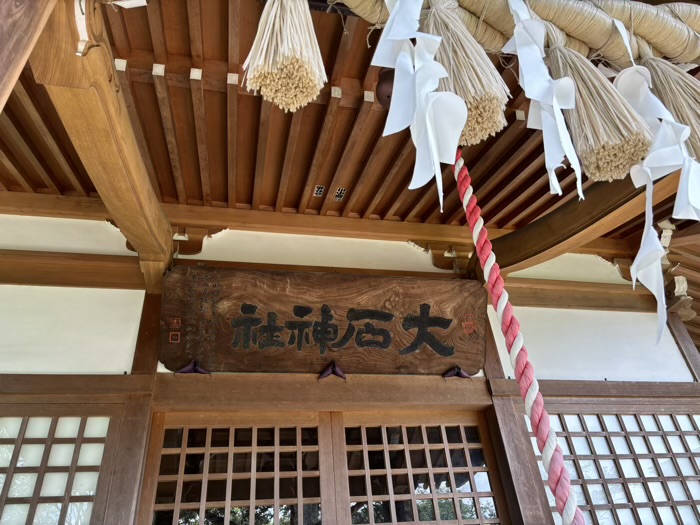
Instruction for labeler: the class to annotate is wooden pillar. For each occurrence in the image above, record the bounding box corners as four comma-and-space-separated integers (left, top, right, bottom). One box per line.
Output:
484, 323, 553, 525
668, 312, 700, 381
28, 0, 172, 292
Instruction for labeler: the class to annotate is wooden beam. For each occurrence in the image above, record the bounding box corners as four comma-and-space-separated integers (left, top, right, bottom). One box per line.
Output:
0, 192, 514, 245
298, 89, 342, 213
227, 73, 238, 207
490, 378, 700, 399
490, 171, 680, 273
153, 64, 187, 204
0, 374, 152, 397
153, 374, 493, 411
189, 68, 212, 205
114, 59, 161, 201
253, 100, 273, 210
0, 148, 35, 193
8, 78, 88, 195
0, 0, 57, 112
0, 111, 60, 193
506, 277, 655, 311
28, 0, 172, 292
0, 249, 145, 289
276, 108, 304, 212
486, 153, 546, 225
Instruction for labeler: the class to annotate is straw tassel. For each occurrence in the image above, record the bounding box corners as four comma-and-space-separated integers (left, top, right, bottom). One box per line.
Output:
545, 24, 652, 182
243, 0, 327, 112
638, 41, 700, 161
421, 0, 510, 145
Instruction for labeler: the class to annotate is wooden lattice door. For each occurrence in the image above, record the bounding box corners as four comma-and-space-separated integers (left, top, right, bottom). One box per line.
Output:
141, 410, 510, 525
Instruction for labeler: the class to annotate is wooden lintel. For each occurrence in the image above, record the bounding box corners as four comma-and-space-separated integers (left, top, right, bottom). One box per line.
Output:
153, 374, 493, 412
28, 0, 172, 293
490, 378, 700, 399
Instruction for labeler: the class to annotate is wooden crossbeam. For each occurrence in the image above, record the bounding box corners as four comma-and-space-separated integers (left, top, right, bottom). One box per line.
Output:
153, 64, 187, 204
0, 0, 56, 112
0, 191, 511, 245
490, 171, 680, 273
28, 0, 172, 292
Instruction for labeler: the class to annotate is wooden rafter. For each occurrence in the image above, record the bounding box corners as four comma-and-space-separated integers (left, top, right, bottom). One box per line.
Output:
153, 64, 187, 204
320, 93, 377, 215
0, 0, 57, 112
298, 89, 341, 213
7, 79, 87, 196
0, 112, 60, 194
253, 101, 273, 210
189, 68, 212, 205
363, 138, 415, 219
276, 108, 304, 212
115, 59, 162, 201
28, 0, 172, 292
227, 73, 239, 207
0, 148, 35, 193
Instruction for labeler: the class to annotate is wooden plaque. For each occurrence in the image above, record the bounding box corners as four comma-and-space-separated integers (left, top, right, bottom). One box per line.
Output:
160, 267, 487, 375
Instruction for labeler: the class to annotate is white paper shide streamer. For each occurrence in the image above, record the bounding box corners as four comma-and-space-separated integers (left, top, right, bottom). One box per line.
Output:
502, 0, 583, 199
612, 26, 700, 340
372, 0, 467, 210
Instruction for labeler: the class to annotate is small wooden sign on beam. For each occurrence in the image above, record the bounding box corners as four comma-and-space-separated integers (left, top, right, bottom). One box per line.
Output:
160, 267, 487, 375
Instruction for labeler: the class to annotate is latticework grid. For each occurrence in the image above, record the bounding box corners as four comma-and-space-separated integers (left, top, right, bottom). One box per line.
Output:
152, 425, 322, 525
526, 413, 700, 524
343, 424, 501, 524
0, 415, 110, 525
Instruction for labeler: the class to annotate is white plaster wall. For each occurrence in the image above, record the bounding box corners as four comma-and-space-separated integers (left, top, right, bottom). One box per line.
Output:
180, 229, 449, 273
488, 306, 693, 382
0, 215, 132, 255
0, 285, 145, 374
509, 253, 628, 284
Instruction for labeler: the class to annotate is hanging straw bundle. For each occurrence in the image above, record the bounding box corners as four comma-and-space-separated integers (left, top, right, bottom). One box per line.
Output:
545, 24, 651, 181
638, 40, 700, 160
421, 0, 510, 145
242, 0, 327, 112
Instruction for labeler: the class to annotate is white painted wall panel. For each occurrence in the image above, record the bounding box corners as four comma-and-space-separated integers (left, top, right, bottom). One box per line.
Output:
488, 307, 693, 382
0, 285, 144, 374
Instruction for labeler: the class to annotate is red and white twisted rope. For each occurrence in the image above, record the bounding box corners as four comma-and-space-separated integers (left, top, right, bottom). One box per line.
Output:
453, 150, 584, 525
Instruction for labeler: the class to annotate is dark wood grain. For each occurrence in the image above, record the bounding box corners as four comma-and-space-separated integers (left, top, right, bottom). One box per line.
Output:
160, 266, 487, 375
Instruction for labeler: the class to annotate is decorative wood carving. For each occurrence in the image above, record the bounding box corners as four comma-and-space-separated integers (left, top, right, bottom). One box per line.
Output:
160, 266, 487, 375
